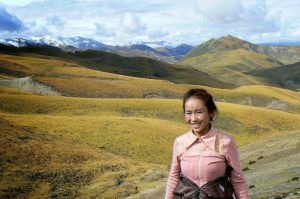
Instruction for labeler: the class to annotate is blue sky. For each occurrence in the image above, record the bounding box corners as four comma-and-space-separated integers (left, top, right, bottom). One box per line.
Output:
0, 0, 299, 45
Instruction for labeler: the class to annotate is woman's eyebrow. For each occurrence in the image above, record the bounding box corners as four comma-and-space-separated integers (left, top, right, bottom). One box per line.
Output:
185, 108, 205, 112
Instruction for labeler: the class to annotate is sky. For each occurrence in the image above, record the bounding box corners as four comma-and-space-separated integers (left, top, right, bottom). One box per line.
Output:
0, 0, 299, 45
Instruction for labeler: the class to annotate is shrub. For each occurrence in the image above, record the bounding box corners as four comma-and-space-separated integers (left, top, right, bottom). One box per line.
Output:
249, 160, 256, 165
242, 167, 249, 171
257, 156, 264, 160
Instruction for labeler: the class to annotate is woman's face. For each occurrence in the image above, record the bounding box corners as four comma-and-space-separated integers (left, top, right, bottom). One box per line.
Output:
184, 97, 213, 136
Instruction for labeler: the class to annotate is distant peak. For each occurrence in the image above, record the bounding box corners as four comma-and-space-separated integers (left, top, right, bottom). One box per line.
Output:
219, 35, 244, 42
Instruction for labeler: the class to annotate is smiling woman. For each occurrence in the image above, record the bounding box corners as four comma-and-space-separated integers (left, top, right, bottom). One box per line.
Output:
165, 88, 249, 199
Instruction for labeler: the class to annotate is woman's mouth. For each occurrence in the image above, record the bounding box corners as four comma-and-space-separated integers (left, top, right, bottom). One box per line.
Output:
191, 123, 201, 128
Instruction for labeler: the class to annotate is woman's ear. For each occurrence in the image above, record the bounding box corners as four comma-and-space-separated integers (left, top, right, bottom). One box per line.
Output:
210, 113, 214, 121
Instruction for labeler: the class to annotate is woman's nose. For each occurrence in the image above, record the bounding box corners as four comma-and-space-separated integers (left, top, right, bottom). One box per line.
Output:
191, 113, 196, 121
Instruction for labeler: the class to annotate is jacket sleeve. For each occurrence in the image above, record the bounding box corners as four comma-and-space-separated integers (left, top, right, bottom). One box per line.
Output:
164, 138, 181, 199
225, 137, 249, 199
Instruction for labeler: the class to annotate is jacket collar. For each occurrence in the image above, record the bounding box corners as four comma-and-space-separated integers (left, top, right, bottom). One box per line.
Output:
186, 125, 217, 150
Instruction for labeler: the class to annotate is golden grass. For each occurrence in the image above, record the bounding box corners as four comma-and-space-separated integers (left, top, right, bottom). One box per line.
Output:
181, 49, 277, 70
180, 48, 282, 86
216, 102, 300, 144
1, 91, 299, 153
0, 53, 299, 114
1, 52, 299, 198
0, 86, 299, 198
0, 117, 166, 198
0, 112, 185, 164
0, 74, 14, 79
232, 85, 300, 103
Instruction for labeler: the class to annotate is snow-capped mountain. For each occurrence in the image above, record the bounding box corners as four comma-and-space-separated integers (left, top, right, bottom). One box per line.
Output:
30, 36, 68, 48
58, 36, 113, 50
0, 38, 36, 47
0, 36, 113, 51
0, 36, 194, 62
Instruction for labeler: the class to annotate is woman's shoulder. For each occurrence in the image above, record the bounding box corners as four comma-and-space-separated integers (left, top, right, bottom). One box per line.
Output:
215, 128, 236, 146
174, 131, 192, 144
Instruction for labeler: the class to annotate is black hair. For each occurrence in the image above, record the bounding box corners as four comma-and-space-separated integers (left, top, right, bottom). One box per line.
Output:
183, 88, 218, 120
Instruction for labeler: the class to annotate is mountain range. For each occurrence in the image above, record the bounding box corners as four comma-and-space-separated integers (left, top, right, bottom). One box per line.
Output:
0, 36, 193, 63
1, 35, 300, 91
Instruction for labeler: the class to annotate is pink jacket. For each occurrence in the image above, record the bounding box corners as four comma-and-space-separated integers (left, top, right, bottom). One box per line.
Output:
165, 126, 249, 199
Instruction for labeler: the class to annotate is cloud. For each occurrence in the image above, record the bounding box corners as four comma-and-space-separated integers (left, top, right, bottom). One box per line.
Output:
238, 2, 279, 33
0, 0, 44, 6
120, 12, 147, 35
47, 15, 67, 29
94, 23, 115, 37
0, 5, 24, 32
196, 0, 243, 24
0, 0, 298, 45
148, 29, 169, 39
195, 0, 279, 37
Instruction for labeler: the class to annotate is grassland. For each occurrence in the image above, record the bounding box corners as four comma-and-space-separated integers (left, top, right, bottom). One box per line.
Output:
1, 48, 300, 198
180, 48, 282, 86
0, 116, 166, 199
1, 86, 300, 198
1, 88, 300, 160
0, 54, 299, 114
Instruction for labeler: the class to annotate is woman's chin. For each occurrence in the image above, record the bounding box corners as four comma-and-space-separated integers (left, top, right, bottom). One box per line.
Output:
192, 128, 202, 135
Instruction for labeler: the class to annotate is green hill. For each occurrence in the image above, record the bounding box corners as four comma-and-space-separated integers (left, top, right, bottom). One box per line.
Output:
245, 61, 300, 91
0, 44, 233, 89
180, 35, 300, 86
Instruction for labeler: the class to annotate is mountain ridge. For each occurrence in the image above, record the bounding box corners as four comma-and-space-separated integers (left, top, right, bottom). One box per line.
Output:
180, 35, 300, 87
0, 36, 193, 63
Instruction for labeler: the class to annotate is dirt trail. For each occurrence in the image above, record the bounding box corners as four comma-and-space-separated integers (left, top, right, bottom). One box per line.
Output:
0, 76, 62, 96
129, 130, 300, 199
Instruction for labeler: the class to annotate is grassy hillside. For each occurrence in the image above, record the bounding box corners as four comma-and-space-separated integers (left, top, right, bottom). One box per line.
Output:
1, 89, 299, 151
0, 87, 299, 198
180, 35, 293, 86
0, 45, 233, 88
239, 130, 300, 199
245, 61, 300, 91
0, 116, 167, 199
0, 54, 299, 114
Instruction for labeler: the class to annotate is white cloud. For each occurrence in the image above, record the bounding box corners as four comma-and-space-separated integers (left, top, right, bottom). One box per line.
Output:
0, 0, 299, 45
148, 29, 169, 39
196, 0, 243, 24
94, 23, 115, 37
119, 12, 147, 35
0, 0, 44, 6
47, 15, 66, 29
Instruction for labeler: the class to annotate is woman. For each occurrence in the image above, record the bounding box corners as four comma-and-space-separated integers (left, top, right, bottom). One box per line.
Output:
165, 88, 249, 199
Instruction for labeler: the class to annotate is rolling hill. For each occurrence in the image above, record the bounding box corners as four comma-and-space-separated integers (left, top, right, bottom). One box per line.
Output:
0, 44, 233, 89
245, 61, 300, 91
0, 86, 299, 198
180, 35, 300, 86
0, 53, 299, 114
